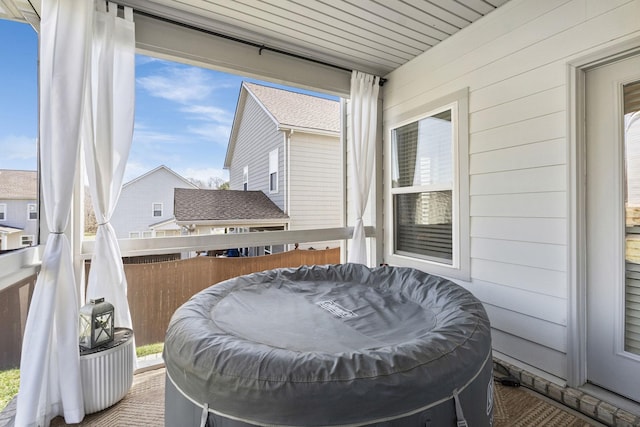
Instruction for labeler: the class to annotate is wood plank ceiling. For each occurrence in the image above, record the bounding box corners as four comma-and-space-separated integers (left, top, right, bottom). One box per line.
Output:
2, 0, 510, 77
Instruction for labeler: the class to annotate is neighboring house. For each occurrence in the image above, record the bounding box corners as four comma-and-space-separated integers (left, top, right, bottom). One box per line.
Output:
173, 188, 289, 256
224, 82, 343, 250
0, 170, 38, 250
111, 165, 198, 239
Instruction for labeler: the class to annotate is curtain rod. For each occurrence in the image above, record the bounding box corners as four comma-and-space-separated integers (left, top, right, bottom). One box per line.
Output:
132, 9, 387, 87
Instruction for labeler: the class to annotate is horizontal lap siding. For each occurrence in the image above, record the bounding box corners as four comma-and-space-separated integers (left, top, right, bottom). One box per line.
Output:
289, 134, 343, 248
383, 0, 640, 380
112, 169, 194, 239
228, 95, 284, 209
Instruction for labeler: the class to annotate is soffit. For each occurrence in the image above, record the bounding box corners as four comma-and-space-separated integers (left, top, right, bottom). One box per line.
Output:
2, 0, 511, 76
123, 0, 511, 77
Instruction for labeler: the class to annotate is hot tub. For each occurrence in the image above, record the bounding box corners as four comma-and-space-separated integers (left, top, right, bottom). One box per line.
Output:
164, 264, 493, 426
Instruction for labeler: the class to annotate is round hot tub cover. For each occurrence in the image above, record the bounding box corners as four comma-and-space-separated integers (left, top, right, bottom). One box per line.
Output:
164, 264, 493, 426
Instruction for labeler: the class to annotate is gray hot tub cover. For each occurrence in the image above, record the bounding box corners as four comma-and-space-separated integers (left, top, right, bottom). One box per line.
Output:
164, 263, 492, 426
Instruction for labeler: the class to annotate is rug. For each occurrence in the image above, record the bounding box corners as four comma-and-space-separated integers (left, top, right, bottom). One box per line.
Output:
40, 369, 600, 426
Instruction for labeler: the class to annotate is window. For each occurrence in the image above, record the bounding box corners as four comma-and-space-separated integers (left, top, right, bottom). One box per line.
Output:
264, 245, 272, 255
21, 235, 34, 246
387, 88, 469, 279
129, 231, 140, 238
392, 109, 453, 263
27, 203, 37, 220
0, 204, 5, 221
142, 230, 153, 238
269, 148, 278, 193
243, 166, 248, 191
152, 202, 163, 217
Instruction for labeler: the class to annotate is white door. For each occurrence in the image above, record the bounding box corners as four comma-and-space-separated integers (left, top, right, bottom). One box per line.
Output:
586, 53, 640, 401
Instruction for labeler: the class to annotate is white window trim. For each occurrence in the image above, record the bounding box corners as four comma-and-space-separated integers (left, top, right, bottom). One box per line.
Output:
384, 88, 470, 281
129, 231, 141, 239
27, 203, 37, 221
243, 165, 249, 191
0, 204, 6, 221
269, 148, 278, 193
152, 202, 163, 218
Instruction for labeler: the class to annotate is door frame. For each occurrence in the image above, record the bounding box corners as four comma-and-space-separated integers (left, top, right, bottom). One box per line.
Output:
568, 35, 640, 390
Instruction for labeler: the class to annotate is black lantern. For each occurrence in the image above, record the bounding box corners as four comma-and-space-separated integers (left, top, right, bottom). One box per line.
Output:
79, 297, 114, 349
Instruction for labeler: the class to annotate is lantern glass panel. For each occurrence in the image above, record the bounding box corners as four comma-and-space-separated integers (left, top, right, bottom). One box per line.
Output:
94, 311, 113, 345
79, 298, 115, 349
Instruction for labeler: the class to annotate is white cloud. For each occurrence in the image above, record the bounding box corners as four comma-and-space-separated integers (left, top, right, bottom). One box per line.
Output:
136, 55, 161, 66
133, 123, 185, 145
180, 105, 233, 123
179, 104, 233, 145
137, 66, 218, 104
0, 135, 37, 170
187, 123, 231, 145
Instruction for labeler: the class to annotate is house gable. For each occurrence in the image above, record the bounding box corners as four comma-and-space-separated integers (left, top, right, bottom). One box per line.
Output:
111, 165, 198, 238
225, 88, 285, 210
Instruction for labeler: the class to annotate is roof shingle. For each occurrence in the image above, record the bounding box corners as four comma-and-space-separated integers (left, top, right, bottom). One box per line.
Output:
174, 188, 289, 222
244, 82, 340, 133
0, 170, 37, 199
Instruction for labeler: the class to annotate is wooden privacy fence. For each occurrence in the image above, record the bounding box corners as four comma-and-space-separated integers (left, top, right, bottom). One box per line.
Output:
0, 274, 37, 369
127, 247, 340, 346
0, 248, 339, 369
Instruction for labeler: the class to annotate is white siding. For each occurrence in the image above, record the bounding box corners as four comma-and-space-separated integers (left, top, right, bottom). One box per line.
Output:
0, 199, 38, 249
289, 132, 343, 248
111, 168, 194, 239
383, 0, 640, 381
228, 95, 284, 209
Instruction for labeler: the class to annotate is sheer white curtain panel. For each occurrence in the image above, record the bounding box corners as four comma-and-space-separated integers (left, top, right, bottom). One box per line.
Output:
347, 71, 380, 265
83, 2, 135, 332
15, 1, 93, 425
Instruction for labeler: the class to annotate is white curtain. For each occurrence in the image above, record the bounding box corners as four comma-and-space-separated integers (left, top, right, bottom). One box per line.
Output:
348, 71, 380, 265
83, 2, 135, 332
15, 1, 93, 425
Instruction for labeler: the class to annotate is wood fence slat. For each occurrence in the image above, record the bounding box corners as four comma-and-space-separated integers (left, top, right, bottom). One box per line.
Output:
1, 248, 340, 367
125, 248, 340, 346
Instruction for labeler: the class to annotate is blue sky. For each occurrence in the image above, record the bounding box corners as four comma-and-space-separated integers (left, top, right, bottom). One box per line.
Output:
0, 19, 337, 185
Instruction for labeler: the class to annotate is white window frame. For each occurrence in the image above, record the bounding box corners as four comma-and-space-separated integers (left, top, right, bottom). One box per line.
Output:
269, 148, 278, 193
384, 89, 470, 281
129, 231, 141, 239
243, 165, 249, 191
264, 245, 272, 255
0, 204, 6, 221
21, 235, 34, 246
152, 202, 163, 218
27, 203, 37, 220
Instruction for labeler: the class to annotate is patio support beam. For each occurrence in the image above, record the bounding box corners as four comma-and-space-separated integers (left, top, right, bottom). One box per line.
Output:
131, 12, 352, 97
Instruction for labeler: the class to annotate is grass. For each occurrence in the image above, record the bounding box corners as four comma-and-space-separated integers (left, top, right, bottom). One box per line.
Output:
0, 344, 163, 412
136, 342, 164, 358
0, 368, 20, 412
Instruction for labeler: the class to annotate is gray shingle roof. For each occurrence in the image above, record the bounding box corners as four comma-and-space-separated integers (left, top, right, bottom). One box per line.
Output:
244, 82, 340, 132
0, 170, 37, 199
174, 188, 289, 221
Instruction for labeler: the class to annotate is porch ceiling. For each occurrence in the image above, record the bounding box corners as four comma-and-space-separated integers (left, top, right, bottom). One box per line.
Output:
3, 0, 511, 77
